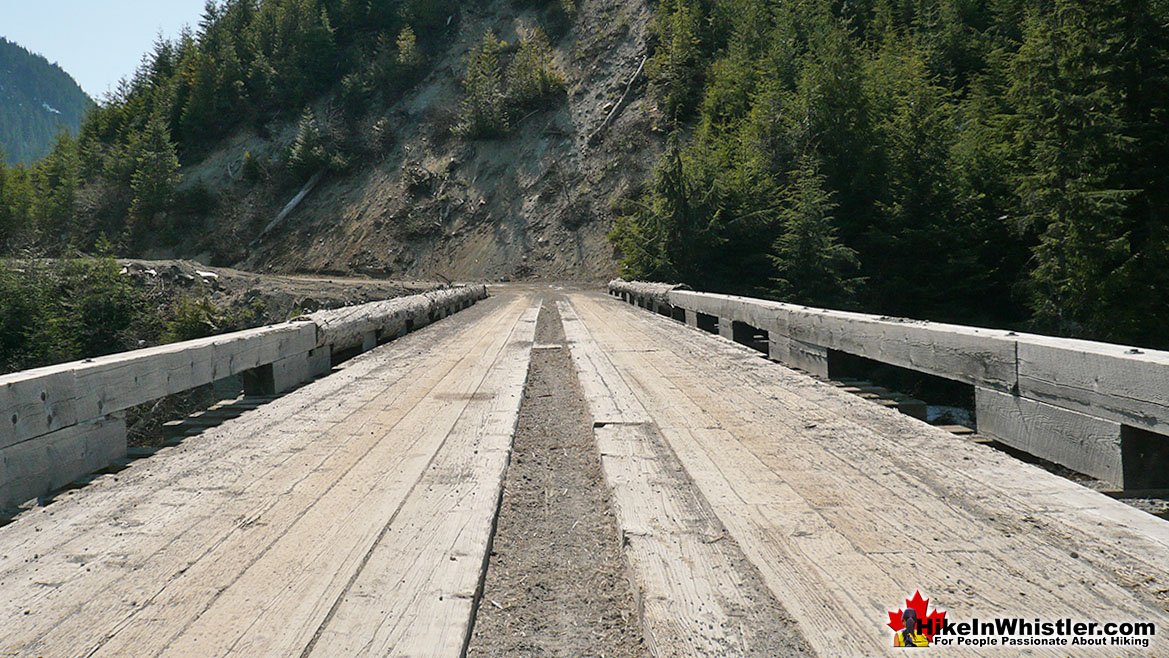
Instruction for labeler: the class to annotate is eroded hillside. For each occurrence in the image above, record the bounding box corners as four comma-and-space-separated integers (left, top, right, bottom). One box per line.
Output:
171, 0, 660, 281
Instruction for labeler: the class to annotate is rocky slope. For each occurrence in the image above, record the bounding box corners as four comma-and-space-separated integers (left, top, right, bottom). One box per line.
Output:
168, 0, 661, 282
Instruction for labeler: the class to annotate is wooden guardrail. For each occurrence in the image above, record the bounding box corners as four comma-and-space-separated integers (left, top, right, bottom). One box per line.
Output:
0, 285, 488, 509
609, 279, 1169, 490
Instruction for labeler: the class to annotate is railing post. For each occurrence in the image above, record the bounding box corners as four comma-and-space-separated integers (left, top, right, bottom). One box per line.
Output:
718, 317, 734, 340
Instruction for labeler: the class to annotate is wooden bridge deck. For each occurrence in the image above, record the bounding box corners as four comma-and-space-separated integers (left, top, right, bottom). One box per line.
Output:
2, 287, 1168, 656
562, 291, 1169, 656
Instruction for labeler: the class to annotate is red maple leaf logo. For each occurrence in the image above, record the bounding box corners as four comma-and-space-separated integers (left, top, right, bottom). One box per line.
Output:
887, 591, 947, 641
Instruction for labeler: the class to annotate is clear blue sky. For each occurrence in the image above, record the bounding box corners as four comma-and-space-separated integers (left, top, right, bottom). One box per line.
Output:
1, 1, 209, 99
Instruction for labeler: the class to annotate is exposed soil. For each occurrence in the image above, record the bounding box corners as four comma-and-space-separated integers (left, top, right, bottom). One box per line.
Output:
146, 0, 662, 281
466, 298, 649, 658
116, 258, 445, 323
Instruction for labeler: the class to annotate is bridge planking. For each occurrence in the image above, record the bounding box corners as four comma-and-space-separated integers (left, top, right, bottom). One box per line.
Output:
565, 291, 1169, 657
0, 291, 536, 658
303, 301, 538, 657
559, 301, 815, 657
3, 285, 1169, 657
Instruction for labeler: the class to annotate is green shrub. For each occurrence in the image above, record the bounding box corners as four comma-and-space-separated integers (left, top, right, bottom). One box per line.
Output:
456, 27, 566, 138
173, 183, 216, 215
339, 71, 372, 124
127, 116, 182, 233
162, 294, 266, 343
455, 33, 509, 138
646, 0, 703, 121
161, 296, 222, 342
397, 26, 422, 70
506, 27, 565, 110
287, 109, 348, 182
241, 150, 268, 183
0, 256, 144, 374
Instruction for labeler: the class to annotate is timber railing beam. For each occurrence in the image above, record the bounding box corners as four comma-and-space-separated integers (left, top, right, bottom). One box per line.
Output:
0, 285, 488, 509
610, 278, 1169, 490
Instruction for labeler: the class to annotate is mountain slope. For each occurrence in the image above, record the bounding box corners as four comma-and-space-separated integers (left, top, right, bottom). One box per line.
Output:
0, 38, 93, 164
0, 0, 661, 282
189, 0, 661, 281
261, 1, 656, 280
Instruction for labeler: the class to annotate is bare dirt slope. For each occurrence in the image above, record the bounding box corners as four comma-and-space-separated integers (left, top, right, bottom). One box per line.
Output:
175, 0, 660, 282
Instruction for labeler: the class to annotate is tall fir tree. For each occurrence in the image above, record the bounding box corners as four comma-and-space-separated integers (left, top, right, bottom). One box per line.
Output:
1010, 1, 1169, 343
455, 32, 508, 138
128, 115, 182, 235
769, 155, 861, 307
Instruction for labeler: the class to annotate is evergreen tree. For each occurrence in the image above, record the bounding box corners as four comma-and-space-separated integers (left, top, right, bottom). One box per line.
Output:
455, 32, 508, 138
32, 132, 82, 241
506, 26, 564, 109
782, 26, 880, 254
0, 157, 9, 246
396, 25, 421, 69
287, 108, 345, 179
1, 162, 34, 245
611, 134, 698, 282
769, 156, 861, 306
864, 38, 960, 316
128, 115, 182, 234
647, 0, 703, 121
946, 73, 1032, 326
180, 50, 222, 141
1009, 1, 1169, 342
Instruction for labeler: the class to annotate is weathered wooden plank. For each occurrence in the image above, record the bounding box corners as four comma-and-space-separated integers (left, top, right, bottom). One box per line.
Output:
616, 346, 985, 555
573, 290, 1169, 657
578, 322, 949, 652
0, 322, 313, 451
1017, 333, 1169, 434
0, 369, 78, 451
639, 291, 1169, 571
93, 300, 525, 658
784, 337, 829, 377
562, 299, 818, 658
309, 285, 487, 352
659, 283, 1169, 436
608, 279, 687, 308
791, 308, 1017, 390
976, 387, 1124, 486
0, 414, 126, 509
0, 294, 520, 658
306, 302, 536, 658
665, 289, 1018, 391
0, 288, 483, 501
557, 301, 650, 425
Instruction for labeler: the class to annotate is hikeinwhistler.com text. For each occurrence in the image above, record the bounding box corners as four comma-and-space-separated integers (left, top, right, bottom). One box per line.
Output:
921, 617, 1155, 648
